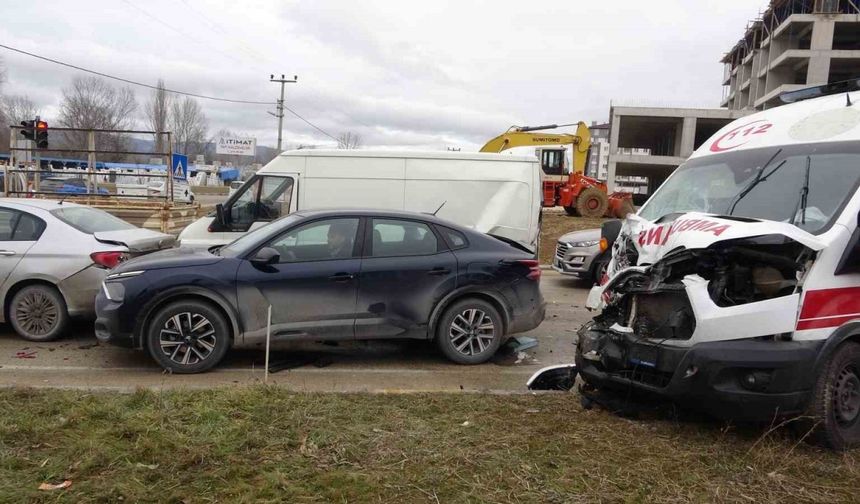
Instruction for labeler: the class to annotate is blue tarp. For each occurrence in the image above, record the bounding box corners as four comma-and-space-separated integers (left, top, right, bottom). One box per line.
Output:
219, 167, 239, 181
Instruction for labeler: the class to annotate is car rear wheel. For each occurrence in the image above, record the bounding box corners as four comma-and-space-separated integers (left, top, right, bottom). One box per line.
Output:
809, 342, 860, 450
145, 300, 230, 374
9, 285, 69, 342
436, 299, 503, 364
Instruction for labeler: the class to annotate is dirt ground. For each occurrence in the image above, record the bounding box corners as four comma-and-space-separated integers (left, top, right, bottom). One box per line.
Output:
540, 210, 606, 264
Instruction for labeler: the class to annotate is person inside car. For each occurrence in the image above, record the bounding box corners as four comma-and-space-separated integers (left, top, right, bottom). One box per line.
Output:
327, 221, 354, 258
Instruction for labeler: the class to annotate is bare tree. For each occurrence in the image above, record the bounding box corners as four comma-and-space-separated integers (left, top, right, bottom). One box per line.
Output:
337, 131, 362, 149
1, 95, 39, 124
58, 76, 137, 161
0, 95, 38, 151
144, 79, 171, 154
170, 96, 207, 158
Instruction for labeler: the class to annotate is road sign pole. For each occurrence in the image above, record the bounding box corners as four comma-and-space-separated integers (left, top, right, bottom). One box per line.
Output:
167, 132, 173, 204
33, 117, 40, 194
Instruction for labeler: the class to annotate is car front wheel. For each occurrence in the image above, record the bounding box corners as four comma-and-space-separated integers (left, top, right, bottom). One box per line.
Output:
436, 299, 503, 364
809, 342, 860, 450
9, 284, 69, 342
146, 300, 230, 374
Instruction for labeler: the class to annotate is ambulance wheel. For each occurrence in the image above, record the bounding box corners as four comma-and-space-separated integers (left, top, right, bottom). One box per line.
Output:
809, 342, 860, 450
576, 188, 609, 218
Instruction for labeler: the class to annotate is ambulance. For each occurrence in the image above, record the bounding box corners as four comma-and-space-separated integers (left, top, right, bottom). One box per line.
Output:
540, 80, 860, 450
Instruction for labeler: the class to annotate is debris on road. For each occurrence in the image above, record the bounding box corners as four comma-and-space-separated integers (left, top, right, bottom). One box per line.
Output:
14, 350, 37, 359
38, 480, 71, 491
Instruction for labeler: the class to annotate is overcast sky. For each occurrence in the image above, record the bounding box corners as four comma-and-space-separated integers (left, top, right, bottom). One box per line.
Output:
1, 0, 760, 151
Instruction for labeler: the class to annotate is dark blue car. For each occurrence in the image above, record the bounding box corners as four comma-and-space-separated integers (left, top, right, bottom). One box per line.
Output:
95, 209, 545, 373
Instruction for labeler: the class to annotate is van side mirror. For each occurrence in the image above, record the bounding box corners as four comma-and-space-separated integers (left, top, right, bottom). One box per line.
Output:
213, 203, 227, 230
250, 247, 280, 266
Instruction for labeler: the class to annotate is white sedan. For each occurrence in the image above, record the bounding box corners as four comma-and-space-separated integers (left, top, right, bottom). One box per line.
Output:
0, 198, 174, 341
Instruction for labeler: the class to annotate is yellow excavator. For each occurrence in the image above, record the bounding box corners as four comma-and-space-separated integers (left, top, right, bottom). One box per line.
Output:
480, 122, 632, 218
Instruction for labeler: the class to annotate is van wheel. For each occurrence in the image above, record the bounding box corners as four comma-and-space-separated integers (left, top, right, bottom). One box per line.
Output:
809, 342, 860, 450
146, 300, 230, 374
9, 285, 69, 342
436, 299, 502, 364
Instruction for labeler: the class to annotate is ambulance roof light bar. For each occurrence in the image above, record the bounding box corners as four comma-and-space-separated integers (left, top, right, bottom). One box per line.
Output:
779, 78, 860, 104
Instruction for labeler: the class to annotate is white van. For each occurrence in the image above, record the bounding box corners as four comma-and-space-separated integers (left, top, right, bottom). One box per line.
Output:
178, 150, 542, 251
534, 80, 860, 449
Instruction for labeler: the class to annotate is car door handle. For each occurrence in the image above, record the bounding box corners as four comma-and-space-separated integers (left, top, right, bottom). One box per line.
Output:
0, 250, 15, 256
427, 267, 451, 276
329, 273, 355, 282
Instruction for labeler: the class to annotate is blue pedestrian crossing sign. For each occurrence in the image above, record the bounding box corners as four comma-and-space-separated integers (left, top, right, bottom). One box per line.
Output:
171, 153, 188, 181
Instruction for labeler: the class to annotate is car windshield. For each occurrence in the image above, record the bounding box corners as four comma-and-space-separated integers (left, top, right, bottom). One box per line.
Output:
218, 213, 304, 257
50, 206, 136, 234
638, 141, 860, 234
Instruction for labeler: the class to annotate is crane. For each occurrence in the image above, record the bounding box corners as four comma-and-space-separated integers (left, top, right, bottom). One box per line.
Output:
480, 122, 632, 218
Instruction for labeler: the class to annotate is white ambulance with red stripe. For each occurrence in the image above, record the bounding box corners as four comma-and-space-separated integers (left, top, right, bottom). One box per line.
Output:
578, 80, 860, 449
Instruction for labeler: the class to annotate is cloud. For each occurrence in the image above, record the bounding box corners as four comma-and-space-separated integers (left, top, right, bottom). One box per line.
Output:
1, 0, 762, 152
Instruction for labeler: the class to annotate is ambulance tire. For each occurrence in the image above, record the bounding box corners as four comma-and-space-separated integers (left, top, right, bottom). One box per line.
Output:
809, 342, 860, 451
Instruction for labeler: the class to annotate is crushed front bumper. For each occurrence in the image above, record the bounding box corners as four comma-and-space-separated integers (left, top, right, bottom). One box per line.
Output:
576, 325, 824, 420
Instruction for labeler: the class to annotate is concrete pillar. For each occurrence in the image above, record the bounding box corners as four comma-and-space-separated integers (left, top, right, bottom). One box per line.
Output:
807, 19, 835, 85
607, 110, 620, 192
679, 117, 697, 158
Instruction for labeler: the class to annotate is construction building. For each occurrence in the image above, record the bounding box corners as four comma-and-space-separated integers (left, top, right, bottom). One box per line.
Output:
605, 106, 751, 194
587, 122, 610, 180
722, 0, 860, 110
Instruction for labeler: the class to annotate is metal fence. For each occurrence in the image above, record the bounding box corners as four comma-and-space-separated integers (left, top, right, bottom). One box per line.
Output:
5, 125, 183, 204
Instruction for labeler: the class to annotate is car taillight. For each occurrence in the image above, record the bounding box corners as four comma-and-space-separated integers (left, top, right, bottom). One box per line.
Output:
91, 251, 128, 269
518, 259, 541, 281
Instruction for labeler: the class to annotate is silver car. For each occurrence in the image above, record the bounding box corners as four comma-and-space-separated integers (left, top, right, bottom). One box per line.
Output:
0, 199, 174, 341
551, 228, 608, 284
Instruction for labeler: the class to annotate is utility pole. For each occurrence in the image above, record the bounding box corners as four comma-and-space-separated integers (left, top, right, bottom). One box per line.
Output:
268, 74, 298, 153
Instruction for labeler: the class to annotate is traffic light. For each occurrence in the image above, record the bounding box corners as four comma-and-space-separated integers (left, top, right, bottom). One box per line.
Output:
19, 120, 34, 141
35, 120, 48, 149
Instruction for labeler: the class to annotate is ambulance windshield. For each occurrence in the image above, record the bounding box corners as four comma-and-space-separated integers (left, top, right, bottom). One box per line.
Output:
638, 141, 860, 234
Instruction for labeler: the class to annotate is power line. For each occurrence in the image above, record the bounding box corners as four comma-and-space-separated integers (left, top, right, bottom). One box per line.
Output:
0, 43, 273, 105
120, 0, 245, 66
178, 0, 272, 64
0, 43, 341, 142
284, 106, 338, 142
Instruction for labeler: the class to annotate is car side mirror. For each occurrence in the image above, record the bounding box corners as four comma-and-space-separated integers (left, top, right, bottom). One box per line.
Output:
250, 247, 280, 266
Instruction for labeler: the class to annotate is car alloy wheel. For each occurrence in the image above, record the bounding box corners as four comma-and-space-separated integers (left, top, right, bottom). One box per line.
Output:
158, 312, 218, 366
834, 364, 860, 427
15, 289, 59, 337
449, 308, 496, 357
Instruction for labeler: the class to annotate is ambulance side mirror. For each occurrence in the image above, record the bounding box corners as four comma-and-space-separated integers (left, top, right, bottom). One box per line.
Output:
834, 213, 860, 275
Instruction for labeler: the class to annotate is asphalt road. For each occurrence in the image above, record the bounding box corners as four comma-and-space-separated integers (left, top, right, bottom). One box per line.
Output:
0, 271, 593, 393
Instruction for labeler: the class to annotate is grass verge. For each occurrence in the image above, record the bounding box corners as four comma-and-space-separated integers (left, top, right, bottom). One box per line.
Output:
1, 387, 858, 503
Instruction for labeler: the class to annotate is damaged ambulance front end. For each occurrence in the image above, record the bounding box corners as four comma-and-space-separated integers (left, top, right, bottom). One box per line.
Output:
572, 116, 860, 420
578, 212, 825, 420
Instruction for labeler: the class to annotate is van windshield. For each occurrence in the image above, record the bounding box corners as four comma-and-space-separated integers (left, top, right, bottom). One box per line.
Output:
638, 141, 860, 234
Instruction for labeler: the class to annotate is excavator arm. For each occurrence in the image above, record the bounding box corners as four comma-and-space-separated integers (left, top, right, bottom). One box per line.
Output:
479, 121, 592, 174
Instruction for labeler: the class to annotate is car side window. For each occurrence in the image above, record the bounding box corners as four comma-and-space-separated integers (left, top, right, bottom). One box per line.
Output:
267, 218, 360, 263
371, 219, 438, 257
13, 213, 44, 241
438, 226, 468, 249
0, 209, 44, 241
